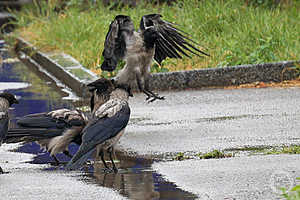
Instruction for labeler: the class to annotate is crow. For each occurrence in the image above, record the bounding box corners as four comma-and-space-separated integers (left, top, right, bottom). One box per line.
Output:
6, 109, 89, 164
6, 78, 116, 165
65, 79, 132, 173
101, 14, 209, 102
0, 92, 18, 173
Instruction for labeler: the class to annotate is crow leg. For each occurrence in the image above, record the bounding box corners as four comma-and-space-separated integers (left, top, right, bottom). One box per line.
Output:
0, 166, 3, 174
136, 73, 164, 103
108, 147, 118, 173
99, 150, 110, 170
52, 155, 61, 165
63, 150, 73, 158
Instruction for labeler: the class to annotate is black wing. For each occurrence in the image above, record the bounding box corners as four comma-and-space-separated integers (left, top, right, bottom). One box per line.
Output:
0, 117, 9, 144
140, 14, 209, 64
17, 112, 66, 129
17, 109, 86, 129
65, 103, 130, 170
10, 109, 87, 144
5, 128, 63, 144
100, 15, 134, 72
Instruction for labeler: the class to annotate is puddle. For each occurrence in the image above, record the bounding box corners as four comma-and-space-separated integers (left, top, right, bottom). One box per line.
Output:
1, 47, 198, 199
76, 153, 198, 200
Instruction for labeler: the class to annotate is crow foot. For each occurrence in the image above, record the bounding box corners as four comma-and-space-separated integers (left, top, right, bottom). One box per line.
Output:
0, 166, 9, 174
144, 90, 165, 103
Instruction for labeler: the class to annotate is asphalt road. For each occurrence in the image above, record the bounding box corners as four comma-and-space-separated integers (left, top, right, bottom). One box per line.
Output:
153, 154, 300, 200
0, 145, 127, 200
119, 86, 300, 199
122, 87, 300, 156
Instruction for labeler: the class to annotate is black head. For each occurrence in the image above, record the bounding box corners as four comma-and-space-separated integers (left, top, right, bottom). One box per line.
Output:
140, 14, 162, 30
0, 92, 19, 106
87, 78, 114, 94
115, 15, 131, 21
115, 15, 134, 31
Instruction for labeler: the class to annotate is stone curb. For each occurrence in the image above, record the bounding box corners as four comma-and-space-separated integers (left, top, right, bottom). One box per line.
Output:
14, 37, 300, 96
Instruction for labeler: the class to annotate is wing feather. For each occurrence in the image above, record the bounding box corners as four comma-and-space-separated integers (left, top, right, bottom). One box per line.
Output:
140, 14, 209, 64
101, 15, 133, 72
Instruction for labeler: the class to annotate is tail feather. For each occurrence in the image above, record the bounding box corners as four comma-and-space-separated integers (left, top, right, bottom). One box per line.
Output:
65, 148, 95, 170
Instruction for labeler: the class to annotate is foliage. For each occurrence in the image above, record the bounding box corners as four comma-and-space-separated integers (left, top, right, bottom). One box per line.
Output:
8, 0, 300, 74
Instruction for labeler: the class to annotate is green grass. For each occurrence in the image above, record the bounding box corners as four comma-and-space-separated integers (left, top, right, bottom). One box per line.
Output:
7, 0, 300, 75
173, 149, 233, 160
264, 146, 300, 155
197, 150, 233, 159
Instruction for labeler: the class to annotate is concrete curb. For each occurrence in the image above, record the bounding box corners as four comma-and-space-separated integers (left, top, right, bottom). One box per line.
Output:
150, 60, 299, 91
15, 37, 99, 96
14, 37, 300, 96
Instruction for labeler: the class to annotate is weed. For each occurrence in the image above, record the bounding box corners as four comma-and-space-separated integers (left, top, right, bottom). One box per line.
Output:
197, 150, 233, 159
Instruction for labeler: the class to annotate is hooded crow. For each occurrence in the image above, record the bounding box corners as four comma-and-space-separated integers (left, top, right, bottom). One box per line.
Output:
101, 14, 209, 102
6, 78, 116, 165
65, 79, 132, 173
6, 108, 90, 164
0, 92, 18, 173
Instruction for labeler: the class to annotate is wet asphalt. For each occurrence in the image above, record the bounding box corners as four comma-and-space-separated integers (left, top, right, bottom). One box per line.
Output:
124, 87, 300, 155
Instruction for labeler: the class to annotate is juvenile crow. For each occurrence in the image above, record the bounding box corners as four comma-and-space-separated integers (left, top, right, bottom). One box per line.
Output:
65, 79, 132, 173
101, 14, 209, 102
0, 92, 18, 173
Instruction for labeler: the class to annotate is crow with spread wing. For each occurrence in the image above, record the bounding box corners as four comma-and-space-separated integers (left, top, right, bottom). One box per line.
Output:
101, 14, 209, 102
65, 79, 132, 173
0, 92, 18, 173
6, 108, 89, 164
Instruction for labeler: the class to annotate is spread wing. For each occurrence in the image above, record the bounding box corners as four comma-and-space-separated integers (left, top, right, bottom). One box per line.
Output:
5, 128, 63, 144
65, 101, 130, 170
7, 109, 88, 144
100, 15, 133, 72
140, 14, 209, 64
17, 109, 87, 129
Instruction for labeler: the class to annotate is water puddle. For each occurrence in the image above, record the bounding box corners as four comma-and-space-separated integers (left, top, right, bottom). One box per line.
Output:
1, 46, 198, 199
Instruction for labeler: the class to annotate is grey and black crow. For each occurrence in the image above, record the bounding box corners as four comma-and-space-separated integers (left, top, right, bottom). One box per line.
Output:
65, 79, 132, 173
6, 78, 116, 165
0, 92, 18, 173
101, 14, 209, 102
6, 109, 89, 164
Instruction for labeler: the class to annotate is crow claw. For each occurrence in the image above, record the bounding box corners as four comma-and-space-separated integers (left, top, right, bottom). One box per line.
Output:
146, 94, 165, 103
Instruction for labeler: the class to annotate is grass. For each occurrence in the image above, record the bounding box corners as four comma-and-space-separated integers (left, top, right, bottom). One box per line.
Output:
173, 149, 233, 160
264, 145, 300, 155
7, 0, 300, 76
283, 178, 300, 200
